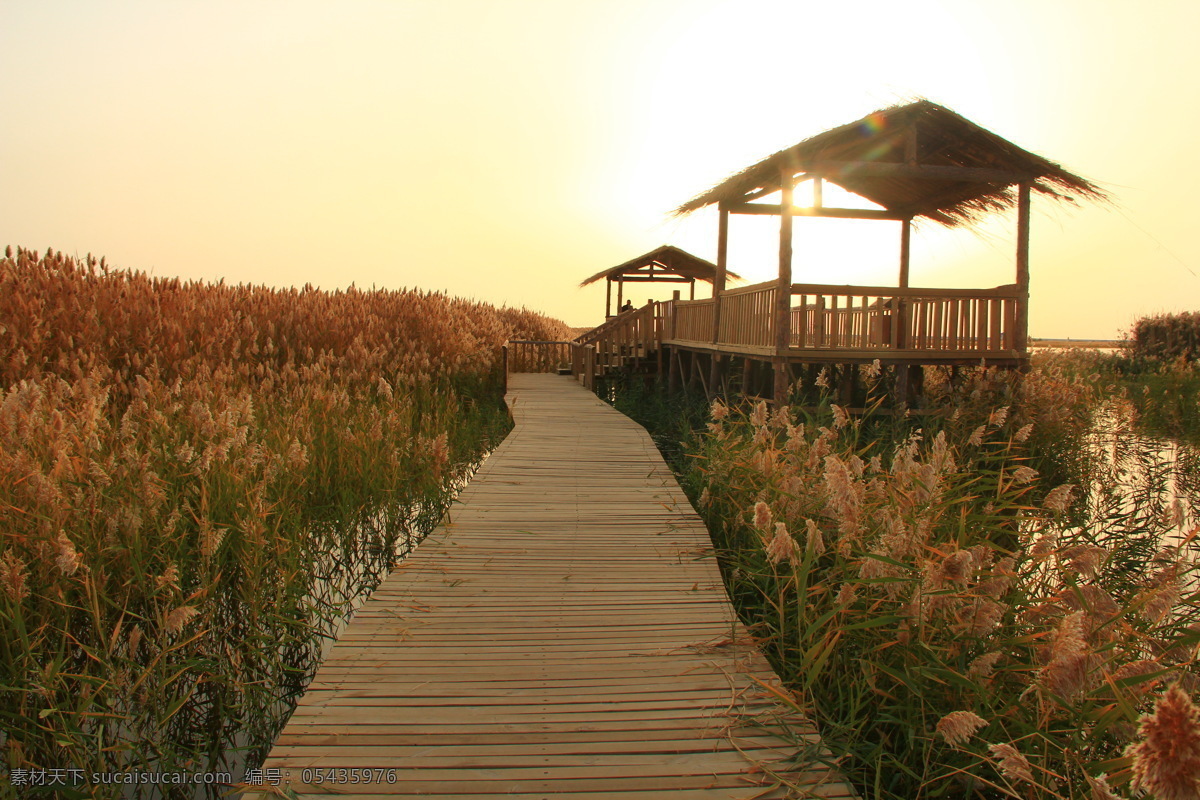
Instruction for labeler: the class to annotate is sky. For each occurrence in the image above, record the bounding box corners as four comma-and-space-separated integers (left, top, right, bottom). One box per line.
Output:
2, 0, 1199, 336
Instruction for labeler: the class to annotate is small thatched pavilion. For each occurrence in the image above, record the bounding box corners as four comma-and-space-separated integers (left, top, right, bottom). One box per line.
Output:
580, 245, 741, 319
672, 99, 1105, 401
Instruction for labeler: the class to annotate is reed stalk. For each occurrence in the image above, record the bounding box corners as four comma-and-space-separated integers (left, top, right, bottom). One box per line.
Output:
0, 247, 570, 798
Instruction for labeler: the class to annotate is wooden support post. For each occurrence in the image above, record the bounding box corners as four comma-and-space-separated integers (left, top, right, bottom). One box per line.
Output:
707, 355, 724, 398
655, 317, 664, 382
668, 347, 679, 395
742, 357, 754, 397
898, 121, 915, 346
710, 205, 729, 333
773, 170, 795, 404
709, 204, 730, 392
697, 354, 711, 400
1015, 182, 1031, 354
906, 365, 924, 407
605, 278, 612, 319
895, 362, 910, 407
616, 278, 624, 313
839, 363, 855, 407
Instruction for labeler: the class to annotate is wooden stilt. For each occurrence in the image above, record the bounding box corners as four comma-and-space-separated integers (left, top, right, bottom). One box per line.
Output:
839, 363, 856, 407
697, 354, 711, 399
708, 355, 725, 398
907, 365, 924, 407
895, 363, 910, 407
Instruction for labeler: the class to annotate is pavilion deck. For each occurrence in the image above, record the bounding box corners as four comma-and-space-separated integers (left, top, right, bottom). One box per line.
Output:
568, 278, 1024, 391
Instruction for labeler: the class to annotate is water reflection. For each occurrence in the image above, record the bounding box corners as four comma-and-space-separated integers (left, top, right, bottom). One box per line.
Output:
1081, 400, 1200, 557
158, 451, 490, 800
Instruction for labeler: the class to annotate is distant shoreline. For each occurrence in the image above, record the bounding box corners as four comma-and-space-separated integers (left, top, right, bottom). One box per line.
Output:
1030, 338, 1126, 349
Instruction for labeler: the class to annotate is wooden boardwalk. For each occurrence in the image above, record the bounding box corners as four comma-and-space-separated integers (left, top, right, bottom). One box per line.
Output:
243, 374, 854, 799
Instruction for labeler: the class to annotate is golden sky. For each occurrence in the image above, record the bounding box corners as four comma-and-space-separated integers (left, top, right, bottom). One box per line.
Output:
3, 0, 1198, 336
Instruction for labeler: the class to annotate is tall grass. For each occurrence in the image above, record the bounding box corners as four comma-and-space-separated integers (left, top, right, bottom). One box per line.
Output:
0, 247, 571, 797
1072, 344, 1200, 444
1130, 311, 1200, 362
632, 358, 1200, 799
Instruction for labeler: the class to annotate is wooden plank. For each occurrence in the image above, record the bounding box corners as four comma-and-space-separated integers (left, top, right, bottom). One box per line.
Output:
249, 374, 856, 800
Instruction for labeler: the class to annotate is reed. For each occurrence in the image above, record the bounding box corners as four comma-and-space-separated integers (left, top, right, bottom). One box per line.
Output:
638, 357, 1200, 799
1130, 312, 1200, 362
0, 247, 570, 797
1085, 348, 1200, 444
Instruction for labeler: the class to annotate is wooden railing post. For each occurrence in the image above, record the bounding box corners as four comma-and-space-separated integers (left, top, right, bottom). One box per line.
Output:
501, 344, 509, 394
672, 293, 681, 345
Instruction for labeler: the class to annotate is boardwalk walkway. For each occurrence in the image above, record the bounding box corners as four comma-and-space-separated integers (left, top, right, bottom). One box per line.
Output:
244, 374, 853, 799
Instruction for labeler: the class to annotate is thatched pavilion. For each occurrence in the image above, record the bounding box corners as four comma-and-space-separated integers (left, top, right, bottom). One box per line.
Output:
579, 245, 741, 319
665, 99, 1105, 402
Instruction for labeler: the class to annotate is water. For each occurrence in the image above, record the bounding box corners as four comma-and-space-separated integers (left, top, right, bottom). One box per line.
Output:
92, 451, 494, 800
1054, 399, 1200, 601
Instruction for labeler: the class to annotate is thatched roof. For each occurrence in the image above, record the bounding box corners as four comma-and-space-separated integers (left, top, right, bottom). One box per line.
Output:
579, 245, 740, 287
674, 100, 1105, 227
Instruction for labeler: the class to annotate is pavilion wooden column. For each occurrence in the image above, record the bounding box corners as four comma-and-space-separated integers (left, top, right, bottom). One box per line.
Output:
605, 278, 613, 318
616, 277, 624, 313
708, 204, 730, 392
773, 171, 795, 404
897, 217, 917, 402
1015, 182, 1031, 353
896, 217, 912, 350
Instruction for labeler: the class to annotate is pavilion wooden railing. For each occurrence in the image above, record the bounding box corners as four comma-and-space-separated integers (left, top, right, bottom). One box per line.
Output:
574, 303, 661, 373
657, 281, 1023, 355
716, 281, 776, 349
670, 298, 716, 344
790, 283, 1022, 352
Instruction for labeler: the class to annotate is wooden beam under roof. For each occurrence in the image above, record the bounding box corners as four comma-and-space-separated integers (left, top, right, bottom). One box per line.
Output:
728, 162, 1026, 210
613, 275, 694, 283
729, 202, 908, 221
